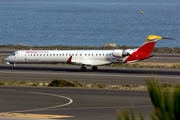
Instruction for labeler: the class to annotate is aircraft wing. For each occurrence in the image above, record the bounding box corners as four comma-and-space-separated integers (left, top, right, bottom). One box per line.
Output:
66, 56, 111, 66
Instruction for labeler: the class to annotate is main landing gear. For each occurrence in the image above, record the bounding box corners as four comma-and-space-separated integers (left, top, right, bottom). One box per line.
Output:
80, 66, 87, 71
92, 66, 98, 71
80, 66, 98, 71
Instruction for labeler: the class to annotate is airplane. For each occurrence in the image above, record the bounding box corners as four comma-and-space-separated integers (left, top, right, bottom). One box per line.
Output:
5, 35, 174, 71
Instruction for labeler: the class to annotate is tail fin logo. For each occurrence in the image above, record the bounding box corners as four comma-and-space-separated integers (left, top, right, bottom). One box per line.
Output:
125, 35, 174, 63
144, 35, 162, 44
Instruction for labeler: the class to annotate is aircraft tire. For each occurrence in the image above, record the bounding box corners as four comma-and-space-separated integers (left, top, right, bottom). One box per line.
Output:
92, 66, 98, 71
80, 67, 87, 71
12, 66, 15, 69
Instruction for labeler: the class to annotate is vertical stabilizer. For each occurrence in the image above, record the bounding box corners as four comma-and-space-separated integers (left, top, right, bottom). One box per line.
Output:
125, 35, 162, 62
136, 35, 162, 54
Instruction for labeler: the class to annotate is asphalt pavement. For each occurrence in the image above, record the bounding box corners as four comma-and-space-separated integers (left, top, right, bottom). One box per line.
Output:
0, 50, 180, 120
0, 64, 180, 85
0, 86, 153, 120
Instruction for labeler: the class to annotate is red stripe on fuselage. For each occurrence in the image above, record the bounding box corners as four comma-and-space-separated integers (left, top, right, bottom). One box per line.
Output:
125, 41, 156, 62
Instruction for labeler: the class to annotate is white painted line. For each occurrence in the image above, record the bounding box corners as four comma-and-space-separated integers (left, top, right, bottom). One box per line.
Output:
1, 90, 73, 113
0, 71, 180, 79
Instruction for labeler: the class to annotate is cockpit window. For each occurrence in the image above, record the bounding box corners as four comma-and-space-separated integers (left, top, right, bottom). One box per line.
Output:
11, 53, 15, 56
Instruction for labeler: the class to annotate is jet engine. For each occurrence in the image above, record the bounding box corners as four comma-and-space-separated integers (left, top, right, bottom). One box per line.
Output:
112, 49, 130, 58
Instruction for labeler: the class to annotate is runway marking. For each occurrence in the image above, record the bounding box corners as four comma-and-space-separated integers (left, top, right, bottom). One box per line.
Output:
0, 71, 180, 79
0, 90, 73, 113
13, 91, 73, 113
0, 112, 74, 119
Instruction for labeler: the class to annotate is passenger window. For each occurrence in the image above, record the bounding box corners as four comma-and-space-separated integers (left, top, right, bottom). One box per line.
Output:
85, 54, 87, 56
69, 54, 71, 56
106, 54, 108, 56
34, 54, 35, 56
60, 54, 61, 56
31, 54, 32, 56
96, 54, 98, 56
40, 54, 42, 56
99, 54, 101, 56
63, 54, 64, 56
88, 54, 90, 56
109, 54, 111, 56
44, 54, 45, 56
37, 54, 39, 56
66, 54, 67, 56
53, 54, 55, 56
47, 54, 48, 56
76, 54, 77, 56
92, 54, 93, 56
25, 54, 26, 56
57, 54, 58, 56
80, 54, 82, 56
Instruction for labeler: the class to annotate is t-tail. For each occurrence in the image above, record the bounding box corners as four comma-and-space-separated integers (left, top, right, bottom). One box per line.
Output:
125, 35, 174, 63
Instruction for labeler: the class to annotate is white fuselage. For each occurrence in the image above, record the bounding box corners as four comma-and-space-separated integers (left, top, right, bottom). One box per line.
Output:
5, 35, 172, 70
5, 50, 130, 66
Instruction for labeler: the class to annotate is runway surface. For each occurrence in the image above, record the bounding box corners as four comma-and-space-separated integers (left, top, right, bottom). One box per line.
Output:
0, 86, 153, 120
1, 50, 180, 120
0, 64, 180, 85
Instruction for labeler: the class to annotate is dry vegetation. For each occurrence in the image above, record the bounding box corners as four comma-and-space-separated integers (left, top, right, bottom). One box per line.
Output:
0, 78, 179, 91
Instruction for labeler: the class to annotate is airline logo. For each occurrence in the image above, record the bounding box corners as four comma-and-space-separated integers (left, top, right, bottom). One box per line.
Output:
105, 58, 116, 60
25, 58, 39, 61
26, 51, 49, 53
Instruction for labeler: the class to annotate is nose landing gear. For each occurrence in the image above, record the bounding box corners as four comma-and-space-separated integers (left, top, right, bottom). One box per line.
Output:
12, 63, 16, 69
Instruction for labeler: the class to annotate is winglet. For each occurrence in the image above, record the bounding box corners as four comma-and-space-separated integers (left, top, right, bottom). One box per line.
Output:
66, 56, 72, 63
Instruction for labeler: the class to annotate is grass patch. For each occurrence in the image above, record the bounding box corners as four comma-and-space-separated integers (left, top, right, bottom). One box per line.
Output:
0, 78, 178, 92
91, 83, 107, 89
48, 79, 77, 87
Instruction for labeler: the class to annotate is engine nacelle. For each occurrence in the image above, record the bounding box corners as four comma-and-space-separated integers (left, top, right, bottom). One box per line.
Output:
113, 49, 130, 58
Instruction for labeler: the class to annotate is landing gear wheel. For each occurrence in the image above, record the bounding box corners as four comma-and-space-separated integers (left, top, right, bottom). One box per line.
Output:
92, 66, 98, 71
80, 67, 87, 71
11, 63, 16, 69
12, 66, 16, 69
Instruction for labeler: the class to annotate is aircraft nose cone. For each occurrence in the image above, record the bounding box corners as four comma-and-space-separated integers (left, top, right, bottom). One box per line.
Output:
5, 58, 8, 62
5, 57, 10, 62
5, 57, 11, 64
